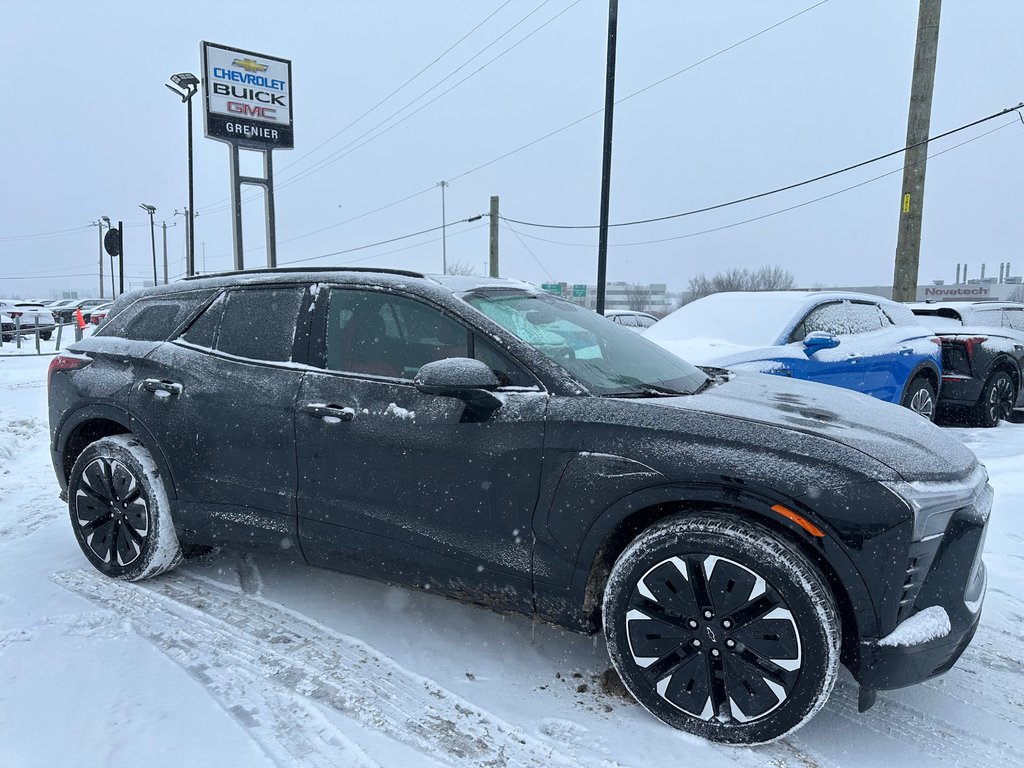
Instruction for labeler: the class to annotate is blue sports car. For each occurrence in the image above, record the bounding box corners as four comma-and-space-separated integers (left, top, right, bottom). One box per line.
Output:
646, 291, 942, 418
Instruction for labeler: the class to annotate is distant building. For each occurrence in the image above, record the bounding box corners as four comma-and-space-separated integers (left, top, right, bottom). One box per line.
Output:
815, 282, 1023, 302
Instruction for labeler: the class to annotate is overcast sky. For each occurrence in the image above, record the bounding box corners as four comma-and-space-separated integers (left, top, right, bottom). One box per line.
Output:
2, 0, 1023, 298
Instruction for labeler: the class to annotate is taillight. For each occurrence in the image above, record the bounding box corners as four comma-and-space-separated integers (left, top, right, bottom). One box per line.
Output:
47, 354, 91, 389
960, 337, 987, 360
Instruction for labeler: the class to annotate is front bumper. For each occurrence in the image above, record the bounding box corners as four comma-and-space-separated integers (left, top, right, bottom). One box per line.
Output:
855, 486, 990, 691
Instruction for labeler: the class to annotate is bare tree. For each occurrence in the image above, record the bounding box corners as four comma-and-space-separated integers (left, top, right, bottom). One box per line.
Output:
685, 265, 795, 303
624, 282, 653, 312
445, 259, 478, 276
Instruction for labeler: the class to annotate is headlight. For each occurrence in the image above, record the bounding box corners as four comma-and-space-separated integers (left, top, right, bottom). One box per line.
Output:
883, 464, 989, 542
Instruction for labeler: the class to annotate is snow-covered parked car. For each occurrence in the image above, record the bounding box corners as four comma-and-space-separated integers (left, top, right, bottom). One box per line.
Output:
908, 301, 1024, 426
0, 299, 56, 341
48, 269, 991, 744
645, 291, 942, 418
604, 309, 658, 332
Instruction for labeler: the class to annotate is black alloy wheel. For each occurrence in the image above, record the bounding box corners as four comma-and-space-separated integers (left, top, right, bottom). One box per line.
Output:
68, 435, 182, 581
973, 370, 1016, 428
901, 376, 936, 420
74, 456, 150, 569
604, 514, 839, 744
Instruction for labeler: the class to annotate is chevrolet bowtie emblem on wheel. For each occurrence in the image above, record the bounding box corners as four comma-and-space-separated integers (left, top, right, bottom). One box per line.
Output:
232, 57, 268, 73
706, 627, 717, 643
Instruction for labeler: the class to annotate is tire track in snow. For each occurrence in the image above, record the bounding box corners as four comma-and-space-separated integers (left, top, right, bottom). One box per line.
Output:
0, 490, 64, 541
55, 568, 598, 768
55, 570, 378, 768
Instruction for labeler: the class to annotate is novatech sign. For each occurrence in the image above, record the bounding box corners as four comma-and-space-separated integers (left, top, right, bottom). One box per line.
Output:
202, 42, 293, 150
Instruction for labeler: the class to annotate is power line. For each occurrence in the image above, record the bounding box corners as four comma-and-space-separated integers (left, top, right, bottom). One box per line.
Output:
278, 214, 484, 266
500, 219, 555, 281
0, 225, 92, 242
501, 101, 1024, 230
507, 119, 1019, 249
0, 272, 95, 280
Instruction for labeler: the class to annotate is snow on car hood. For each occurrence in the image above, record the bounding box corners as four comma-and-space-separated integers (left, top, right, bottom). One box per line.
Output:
646, 371, 977, 482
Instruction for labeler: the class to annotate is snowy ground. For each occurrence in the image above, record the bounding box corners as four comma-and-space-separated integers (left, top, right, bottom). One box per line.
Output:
2, 351, 1023, 768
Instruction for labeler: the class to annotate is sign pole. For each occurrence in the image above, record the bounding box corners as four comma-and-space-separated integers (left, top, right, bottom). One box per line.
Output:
230, 143, 245, 270
118, 220, 125, 296
265, 149, 277, 268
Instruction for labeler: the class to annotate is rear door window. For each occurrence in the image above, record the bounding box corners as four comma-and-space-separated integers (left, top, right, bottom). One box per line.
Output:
98, 290, 215, 341
215, 286, 306, 362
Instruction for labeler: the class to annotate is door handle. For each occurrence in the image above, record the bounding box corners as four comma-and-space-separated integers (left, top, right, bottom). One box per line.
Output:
142, 379, 183, 396
898, 346, 914, 354
847, 353, 863, 361
303, 403, 355, 422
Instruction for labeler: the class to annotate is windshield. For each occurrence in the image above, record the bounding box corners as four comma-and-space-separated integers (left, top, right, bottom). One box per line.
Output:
465, 291, 709, 396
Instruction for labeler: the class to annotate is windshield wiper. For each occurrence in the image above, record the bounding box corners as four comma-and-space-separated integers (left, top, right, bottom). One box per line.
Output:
608, 384, 687, 398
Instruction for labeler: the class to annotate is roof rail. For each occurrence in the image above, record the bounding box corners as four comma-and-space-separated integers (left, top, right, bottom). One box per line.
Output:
182, 266, 426, 281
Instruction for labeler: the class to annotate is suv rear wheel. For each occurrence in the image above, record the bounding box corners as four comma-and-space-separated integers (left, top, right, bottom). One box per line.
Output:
67, 435, 182, 581
602, 513, 840, 744
972, 370, 1016, 428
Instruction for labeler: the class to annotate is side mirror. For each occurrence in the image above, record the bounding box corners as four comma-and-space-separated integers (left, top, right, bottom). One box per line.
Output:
414, 358, 503, 418
803, 331, 840, 354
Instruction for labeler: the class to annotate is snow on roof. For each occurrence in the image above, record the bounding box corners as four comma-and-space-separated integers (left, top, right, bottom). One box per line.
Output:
646, 291, 891, 347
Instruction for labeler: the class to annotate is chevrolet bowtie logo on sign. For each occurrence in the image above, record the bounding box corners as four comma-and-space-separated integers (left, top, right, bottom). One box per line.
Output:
233, 57, 268, 73
203, 41, 294, 150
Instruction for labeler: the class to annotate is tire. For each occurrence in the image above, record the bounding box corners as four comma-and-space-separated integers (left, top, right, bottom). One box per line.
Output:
67, 434, 182, 581
41, 332, 52, 341
900, 375, 936, 420
602, 513, 840, 745
971, 370, 1016, 428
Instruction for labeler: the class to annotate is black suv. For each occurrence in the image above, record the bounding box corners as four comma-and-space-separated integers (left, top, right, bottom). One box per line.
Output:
909, 301, 1024, 426
48, 268, 991, 744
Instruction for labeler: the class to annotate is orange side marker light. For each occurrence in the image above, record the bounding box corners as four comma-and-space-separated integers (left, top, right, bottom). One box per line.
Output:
770, 504, 825, 538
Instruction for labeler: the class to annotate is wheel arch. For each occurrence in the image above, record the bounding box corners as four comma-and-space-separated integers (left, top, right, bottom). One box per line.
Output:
574, 489, 872, 671
987, 355, 1021, 390
57, 406, 178, 500
905, 359, 940, 396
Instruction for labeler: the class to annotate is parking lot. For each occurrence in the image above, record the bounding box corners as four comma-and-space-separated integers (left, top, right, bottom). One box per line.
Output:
3, 348, 1023, 768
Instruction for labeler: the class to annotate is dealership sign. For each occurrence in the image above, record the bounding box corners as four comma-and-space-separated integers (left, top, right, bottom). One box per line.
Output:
202, 42, 293, 150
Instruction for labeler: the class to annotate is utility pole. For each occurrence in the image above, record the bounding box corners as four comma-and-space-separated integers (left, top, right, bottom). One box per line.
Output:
438, 180, 449, 274
160, 221, 177, 284
892, 0, 942, 302
489, 195, 500, 278
91, 219, 107, 298
595, 0, 619, 315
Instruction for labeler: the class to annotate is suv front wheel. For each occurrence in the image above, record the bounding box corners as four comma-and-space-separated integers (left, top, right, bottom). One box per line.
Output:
602, 513, 840, 744
67, 435, 183, 581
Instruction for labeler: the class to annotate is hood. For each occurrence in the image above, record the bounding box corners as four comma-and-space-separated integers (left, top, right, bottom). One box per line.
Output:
647, 372, 977, 482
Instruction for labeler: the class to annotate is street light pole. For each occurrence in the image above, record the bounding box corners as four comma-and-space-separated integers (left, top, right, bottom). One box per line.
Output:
139, 204, 158, 286
166, 73, 200, 278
